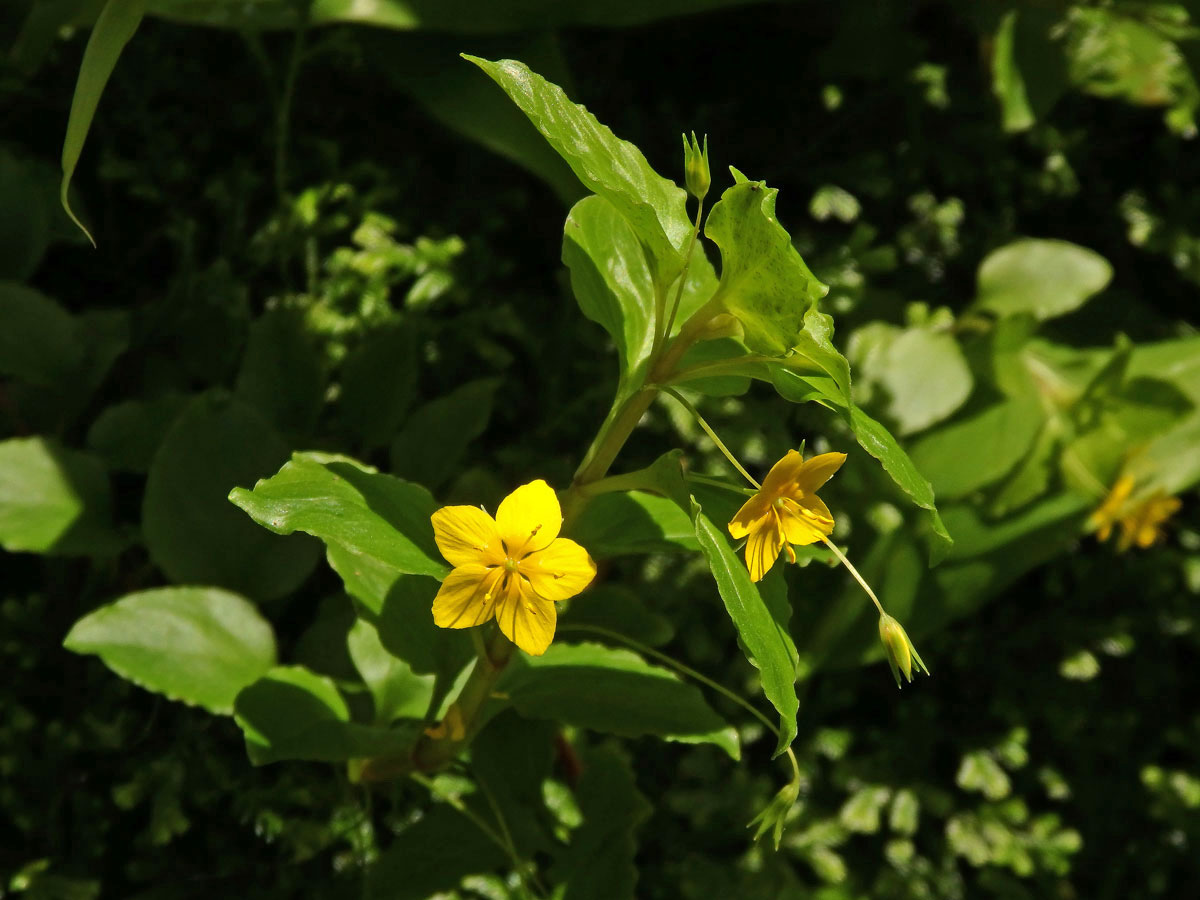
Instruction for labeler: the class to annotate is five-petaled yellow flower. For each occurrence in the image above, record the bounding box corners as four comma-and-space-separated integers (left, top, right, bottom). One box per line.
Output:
1089, 474, 1181, 552
728, 450, 847, 582
430, 480, 596, 656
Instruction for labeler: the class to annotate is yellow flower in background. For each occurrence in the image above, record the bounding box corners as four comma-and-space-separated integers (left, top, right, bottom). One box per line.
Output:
1089, 475, 1181, 552
727, 450, 847, 582
430, 480, 596, 655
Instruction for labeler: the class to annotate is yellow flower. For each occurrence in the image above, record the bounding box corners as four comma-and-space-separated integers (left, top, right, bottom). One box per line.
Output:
727, 450, 847, 582
430, 480, 596, 655
1089, 475, 1181, 552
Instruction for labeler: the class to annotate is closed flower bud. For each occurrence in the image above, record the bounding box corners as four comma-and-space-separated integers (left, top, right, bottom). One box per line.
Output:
682, 131, 710, 201
878, 613, 929, 688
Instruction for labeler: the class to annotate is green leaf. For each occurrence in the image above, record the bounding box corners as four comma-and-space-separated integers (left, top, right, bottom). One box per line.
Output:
559, 585, 675, 648
0, 437, 117, 556
558, 746, 652, 900
689, 501, 798, 754
365, 805, 507, 900
234, 665, 421, 765
144, 394, 320, 600
347, 618, 436, 725
337, 322, 417, 450
0, 283, 84, 385
567, 490, 698, 556
974, 239, 1112, 321
859, 322, 973, 435
991, 9, 1070, 132
470, 712, 558, 856
234, 308, 326, 437
389, 378, 499, 490
60, 0, 146, 245
64, 586, 276, 715
86, 393, 188, 473
229, 451, 448, 612
502, 642, 740, 759
784, 308, 852, 407
465, 55, 690, 285
908, 396, 1045, 500
704, 177, 829, 354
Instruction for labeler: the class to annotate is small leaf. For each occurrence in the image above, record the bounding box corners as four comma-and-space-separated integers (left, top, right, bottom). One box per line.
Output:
991, 9, 1069, 132
502, 642, 740, 759
337, 322, 417, 450
866, 324, 974, 435
234, 665, 421, 765
465, 56, 690, 285
975, 239, 1112, 321
704, 178, 829, 354
64, 586, 276, 715
86, 393, 188, 474
234, 308, 326, 437
60, 0, 146, 245
229, 451, 448, 612
0, 283, 83, 385
689, 500, 799, 754
567, 490, 698, 556
144, 394, 320, 600
389, 378, 499, 490
559, 746, 652, 900
0, 437, 116, 556
347, 618, 436, 725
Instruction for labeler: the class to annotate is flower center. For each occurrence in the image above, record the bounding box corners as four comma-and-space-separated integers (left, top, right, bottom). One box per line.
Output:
504, 557, 520, 573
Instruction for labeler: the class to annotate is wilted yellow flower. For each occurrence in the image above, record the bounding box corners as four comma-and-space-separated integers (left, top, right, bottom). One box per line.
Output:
1089, 475, 1181, 552
430, 480, 596, 656
727, 450, 846, 581
878, 613, 929, 689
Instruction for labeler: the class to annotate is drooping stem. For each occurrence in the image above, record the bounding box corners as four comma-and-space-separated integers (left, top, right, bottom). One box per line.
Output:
658, 200, 705, 351
818, 534, 885, 616
662, 387, 761, 489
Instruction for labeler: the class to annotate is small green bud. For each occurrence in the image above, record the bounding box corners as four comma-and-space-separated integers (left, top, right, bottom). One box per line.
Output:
747, 774, 801, 850
878, 613, 930, 688
682, 131, 710, 201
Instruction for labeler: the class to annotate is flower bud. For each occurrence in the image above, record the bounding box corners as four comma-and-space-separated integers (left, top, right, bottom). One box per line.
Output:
748, 774, 801, 849
878, 613, 929, 688
682, 131, 710, 201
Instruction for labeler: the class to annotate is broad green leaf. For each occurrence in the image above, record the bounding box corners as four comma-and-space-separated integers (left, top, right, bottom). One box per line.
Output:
144, 394, 320, 600
974, 239, 1112, 321
567, 490, 698, 556
675, 336, 754, 397
563, 195, 718, 382
1128, 335, 1200, 403
0, 437, 117, 556
229, 452, 448, 607
992, 8, 1069, 132
64, 586, 275, 714
0, 151, 58, 279
558, 746, 652, 900
0, 283, 83, 385
234, 308, 326, 437
785, 308, 852, 407
689, 501, 798, 754
337, 322, 417, 450
866, 324, 973, 435
470, 713, 558, 856
502, 642, 740, 759
909, 396, 1044, 499
389, 378, 499, 489
559, 585, 675, 648
234, 665, 421, 765
1126, 411, 1200, 496
466, 56, 690, 285
347, 619, 436, 725
990, 424, 1059, 516
60, 0, 146, 245
86, 393, 187, 473
364, 805, 506, 900
704, 177, 829, 355
374, 576, 472, 678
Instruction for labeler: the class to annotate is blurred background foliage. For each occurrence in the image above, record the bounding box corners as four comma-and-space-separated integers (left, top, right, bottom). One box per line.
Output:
2, 0, 1199, 897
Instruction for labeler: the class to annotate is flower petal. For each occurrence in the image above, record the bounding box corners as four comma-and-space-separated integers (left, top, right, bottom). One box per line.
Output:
495, 579, 558, 656
729, 497, 771, 539
792, 452, 847, 496
496, 479, 562, 558
758, 450, 806, 497
779, 496, 834, 545
432, 565, 503, 629
522, 538, 597, 603
432, 506, 504, 567
744, 511, 784, 582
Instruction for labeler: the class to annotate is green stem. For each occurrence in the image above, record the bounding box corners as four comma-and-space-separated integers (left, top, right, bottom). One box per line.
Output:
274, 22, 306, 202
817, 534, 885, 617
659, 201, 705, 351
667, 354, 778, 386
686, 472, 757, 495
662, 387, 760, 489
